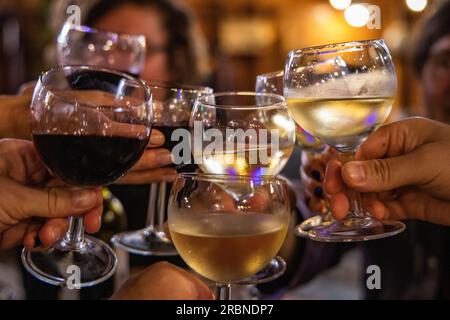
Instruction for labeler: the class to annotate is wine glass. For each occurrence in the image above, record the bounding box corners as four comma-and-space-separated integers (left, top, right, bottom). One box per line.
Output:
256, 71, 334, 238
56, 22, 147, 248
168, 173, 291, 300
57, 22, 146, 76
21, 65, 152, 287
111, 83, 212, 256
190, 91, 295, 284
284, 39, 405, 242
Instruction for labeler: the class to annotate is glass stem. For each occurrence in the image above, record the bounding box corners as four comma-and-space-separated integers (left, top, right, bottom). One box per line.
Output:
339, 152, 365, 219
156, 182, 167, 230
63, 216, 85, 249
216, 283, 232, 300
145, 182, 167, 232
145, 183, 157, 229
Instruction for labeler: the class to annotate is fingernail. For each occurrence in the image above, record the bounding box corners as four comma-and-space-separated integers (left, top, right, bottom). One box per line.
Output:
344, 162, 366, 184
312, 170, 321, 182
314, 187, 324, 199
158, 150, 173, 165
72, 190, 97, 209
150, 130, 165, 145
34, 236, 42, 247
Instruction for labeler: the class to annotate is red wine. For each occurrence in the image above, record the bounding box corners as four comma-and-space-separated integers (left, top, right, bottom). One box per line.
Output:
153, 125, 196, 172
33, 134, 148, 186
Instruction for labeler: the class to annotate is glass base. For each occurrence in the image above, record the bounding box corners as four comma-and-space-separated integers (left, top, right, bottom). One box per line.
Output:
21, 235, 117, 288
234, 256, 286, 285
298, 213, 335, 234
111, 227, 179, 256
296, 215, 406, 242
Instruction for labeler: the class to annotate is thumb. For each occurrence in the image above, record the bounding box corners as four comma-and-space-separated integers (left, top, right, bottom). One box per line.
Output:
15, 183, 102, 219
341, 153, 424, 192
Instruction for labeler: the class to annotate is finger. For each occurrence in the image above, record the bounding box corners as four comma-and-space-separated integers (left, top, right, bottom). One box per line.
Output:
308, 195, 325, 213
361, 194, 387, 220
357, 117, 445, 161
22, 219, 44, 249
1, 220, 38, 250
83, 205, 103, 234
148, 129, 165, 148
38, 218, 69, 246
14, 181, 103, 219
117, 167, 177, 184
302, 171, 324, 198
324, 159, 345, 195
340, 151, 427, 193
329, 192, 349, 220
130, 149, 172, 171
383, 189, 450, 225
301, 153, 325, 180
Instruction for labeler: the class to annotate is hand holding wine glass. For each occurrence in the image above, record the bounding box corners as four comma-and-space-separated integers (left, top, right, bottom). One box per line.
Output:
325, 117, 450, 226
0, 139, 102, 251
22, 65, 152, 287
285, 39, 405, 241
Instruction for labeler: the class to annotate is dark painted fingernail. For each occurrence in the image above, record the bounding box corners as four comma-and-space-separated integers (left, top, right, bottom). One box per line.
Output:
34, 236, 42, 247
312, 170, 321, 182
314, 187, 324, 199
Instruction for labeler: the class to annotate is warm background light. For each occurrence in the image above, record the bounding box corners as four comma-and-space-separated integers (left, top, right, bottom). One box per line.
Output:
406, 0, 427, 12
344, 4, 370, 27
329, 0, 351, 10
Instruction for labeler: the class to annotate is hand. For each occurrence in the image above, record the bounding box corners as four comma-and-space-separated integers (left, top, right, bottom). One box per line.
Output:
324, 117, 450, 226
0, 92, 176, 185
54, 92, 177, 183
116, 129, 177, 184
0, 139, 103, 250
111, 262, 214, 300
299, 146, 336, 213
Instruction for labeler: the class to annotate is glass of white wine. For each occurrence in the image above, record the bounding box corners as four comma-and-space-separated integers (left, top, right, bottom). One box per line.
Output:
190, 92, 295, 284
256, 71, 334, 238
284, 39, 405, 242
168, 173, 291, 300
256, 70, 324, 151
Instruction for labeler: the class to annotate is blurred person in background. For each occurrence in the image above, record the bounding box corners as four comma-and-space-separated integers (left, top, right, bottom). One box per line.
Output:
278, 1, 450, 300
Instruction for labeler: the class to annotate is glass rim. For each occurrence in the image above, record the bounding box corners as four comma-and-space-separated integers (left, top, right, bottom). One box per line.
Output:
196, 91, 286, 110
38, 65, 152, 109
176, 172, 288, 185
145, 81, 213, 94
288, 39, 386, 57
256, 70, 284, 81
59, 22, 146, 43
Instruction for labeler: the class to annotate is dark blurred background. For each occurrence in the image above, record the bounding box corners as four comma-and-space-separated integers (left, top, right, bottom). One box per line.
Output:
0, 0, 443, 117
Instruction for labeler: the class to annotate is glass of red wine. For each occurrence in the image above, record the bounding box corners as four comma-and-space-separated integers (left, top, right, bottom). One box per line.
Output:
21, 65, 153, 287
111, 83, 212, 256
57, 22, 146, 77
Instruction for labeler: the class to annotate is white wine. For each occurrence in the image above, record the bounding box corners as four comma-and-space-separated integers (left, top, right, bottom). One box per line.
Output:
196, 145, 293, 176
169, 213, 288, 284
295, 125, 323, 151
286, 97, 393, 151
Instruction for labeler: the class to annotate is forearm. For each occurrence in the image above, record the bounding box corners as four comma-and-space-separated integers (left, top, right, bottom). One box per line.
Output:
0, 95, 31, 140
